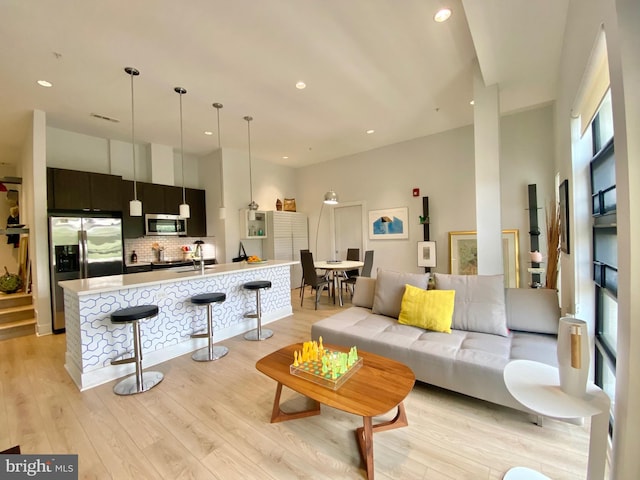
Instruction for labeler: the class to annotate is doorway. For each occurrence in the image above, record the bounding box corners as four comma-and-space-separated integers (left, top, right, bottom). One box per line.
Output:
331, 202, 365, 261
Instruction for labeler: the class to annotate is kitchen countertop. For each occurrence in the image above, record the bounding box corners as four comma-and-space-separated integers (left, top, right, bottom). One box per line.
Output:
60, 260, 298, 295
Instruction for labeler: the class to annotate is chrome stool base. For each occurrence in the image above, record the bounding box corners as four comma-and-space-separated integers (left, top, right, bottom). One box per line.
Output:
244, 329, 274, 341
113, 371, 164, 396
192, 345, 229, 362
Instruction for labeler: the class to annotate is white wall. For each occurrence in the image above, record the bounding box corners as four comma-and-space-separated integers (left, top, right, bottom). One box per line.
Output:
500, 105, 556, 288
219, 147, 298, 263
46, 127, 110, 173
296, 108, 555, 280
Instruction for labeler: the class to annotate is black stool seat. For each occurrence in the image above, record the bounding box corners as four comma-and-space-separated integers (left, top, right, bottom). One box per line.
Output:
191, 292, 226, 304
243, 280, 271, 290
111, 305, 159, 323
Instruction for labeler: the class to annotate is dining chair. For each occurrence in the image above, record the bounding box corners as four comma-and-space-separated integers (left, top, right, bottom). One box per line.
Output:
345, 248, 360, 276
299, 249, 310, 298
341, 250, 374, 299
300, 250, 330, 310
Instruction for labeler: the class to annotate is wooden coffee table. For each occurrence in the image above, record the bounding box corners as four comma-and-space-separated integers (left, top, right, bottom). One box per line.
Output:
256, 343, 415, 479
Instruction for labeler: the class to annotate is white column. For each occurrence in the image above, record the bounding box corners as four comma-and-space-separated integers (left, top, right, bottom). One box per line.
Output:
473, 64, 503, 276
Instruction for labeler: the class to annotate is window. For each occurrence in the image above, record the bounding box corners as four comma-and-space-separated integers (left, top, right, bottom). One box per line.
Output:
589, 89, 616, 433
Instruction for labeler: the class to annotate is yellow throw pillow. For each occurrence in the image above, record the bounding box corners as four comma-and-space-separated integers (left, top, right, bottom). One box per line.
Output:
398, 284, 455, 333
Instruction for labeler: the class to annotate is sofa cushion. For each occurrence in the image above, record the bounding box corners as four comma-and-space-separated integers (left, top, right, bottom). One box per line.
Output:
434, 273, 509, 337
505, 288, 559, 334
398, 285, 455, 333
352, 277, 377, 308
372, 269, 430, 318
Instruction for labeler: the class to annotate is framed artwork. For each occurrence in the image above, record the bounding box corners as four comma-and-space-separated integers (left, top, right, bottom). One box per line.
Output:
417, 241, 437, 267
559, 179, 570, 254
449, 229, 520, 288
368, 207, 409, 240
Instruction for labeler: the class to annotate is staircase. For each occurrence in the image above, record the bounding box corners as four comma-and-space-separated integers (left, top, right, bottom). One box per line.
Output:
0, 293, 36, 341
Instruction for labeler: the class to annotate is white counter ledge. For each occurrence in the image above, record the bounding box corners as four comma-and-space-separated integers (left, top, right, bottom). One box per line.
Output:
60, 260, 297, 391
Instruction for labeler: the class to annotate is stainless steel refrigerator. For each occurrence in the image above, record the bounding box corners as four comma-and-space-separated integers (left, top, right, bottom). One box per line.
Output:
49, 214, 124, 332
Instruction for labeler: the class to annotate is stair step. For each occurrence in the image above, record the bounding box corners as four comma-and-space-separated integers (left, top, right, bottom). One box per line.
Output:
0, 292, 32, 309
0, 318, 36, 341
0, 305, 36, 325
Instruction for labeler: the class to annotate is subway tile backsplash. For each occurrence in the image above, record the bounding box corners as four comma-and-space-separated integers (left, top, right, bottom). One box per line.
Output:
124, 236, 216, 264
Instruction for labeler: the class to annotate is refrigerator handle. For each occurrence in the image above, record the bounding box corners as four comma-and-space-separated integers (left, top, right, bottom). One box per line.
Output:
78, 230, 89, 278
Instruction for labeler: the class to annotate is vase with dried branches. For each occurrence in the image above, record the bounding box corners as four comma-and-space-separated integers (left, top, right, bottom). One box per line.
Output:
546, 200, 561, 289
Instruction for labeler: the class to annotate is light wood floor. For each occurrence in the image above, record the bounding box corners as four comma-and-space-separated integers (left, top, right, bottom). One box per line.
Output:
1, 289, 592, 479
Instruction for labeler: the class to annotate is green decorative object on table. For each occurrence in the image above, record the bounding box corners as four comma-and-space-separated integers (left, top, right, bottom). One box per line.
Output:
0, 266, 22, 293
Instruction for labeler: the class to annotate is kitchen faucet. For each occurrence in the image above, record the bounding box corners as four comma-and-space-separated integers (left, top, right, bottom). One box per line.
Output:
193, 241, 205, 273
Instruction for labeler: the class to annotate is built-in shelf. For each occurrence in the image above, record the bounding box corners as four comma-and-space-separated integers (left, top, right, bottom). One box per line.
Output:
1, 228, 29, 235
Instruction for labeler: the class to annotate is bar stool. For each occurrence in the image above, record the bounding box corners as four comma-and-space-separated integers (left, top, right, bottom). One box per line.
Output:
190, 292, 229, 362
110, 305, 163, 395
243, 280, 273, 341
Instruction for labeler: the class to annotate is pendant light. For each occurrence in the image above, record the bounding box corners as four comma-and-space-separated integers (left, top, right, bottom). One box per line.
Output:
175, 86, 190, 218
213, 103, 225, 220
125, 67, 142, 216
244, 115, 259, 220
315, 189, 340, 255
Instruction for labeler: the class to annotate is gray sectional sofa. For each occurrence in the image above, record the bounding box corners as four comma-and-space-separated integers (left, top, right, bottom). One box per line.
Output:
311, 270, 561, 414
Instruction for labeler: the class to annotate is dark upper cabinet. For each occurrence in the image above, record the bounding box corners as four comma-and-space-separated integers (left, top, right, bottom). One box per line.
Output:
138, 183, 184, 215
138, 182, 165, 214
164, 185, 183, 215
49, 168, 92, 210
90, 172, 123, 211
121, 180, 145, 238
48, 168, 122, 211
47, 167, 207, 238
186, 188, 206, 237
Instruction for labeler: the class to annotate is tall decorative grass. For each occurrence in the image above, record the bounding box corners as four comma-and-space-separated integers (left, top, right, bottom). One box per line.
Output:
546, 200, 561, 289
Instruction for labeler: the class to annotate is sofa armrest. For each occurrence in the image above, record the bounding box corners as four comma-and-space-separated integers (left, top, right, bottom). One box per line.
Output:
506, 288, 560, 334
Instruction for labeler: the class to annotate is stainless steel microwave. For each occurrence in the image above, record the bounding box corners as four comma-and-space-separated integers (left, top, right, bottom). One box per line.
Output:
145, 214, 187, 236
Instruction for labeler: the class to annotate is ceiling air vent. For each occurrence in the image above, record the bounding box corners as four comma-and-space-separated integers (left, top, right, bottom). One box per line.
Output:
90, 113, 120, 123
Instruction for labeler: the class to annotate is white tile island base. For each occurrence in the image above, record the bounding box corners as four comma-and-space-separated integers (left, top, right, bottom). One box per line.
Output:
59, 261, 296, 391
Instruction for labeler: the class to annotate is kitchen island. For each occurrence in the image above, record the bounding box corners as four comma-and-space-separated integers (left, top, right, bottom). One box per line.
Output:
59, 260, 297, 391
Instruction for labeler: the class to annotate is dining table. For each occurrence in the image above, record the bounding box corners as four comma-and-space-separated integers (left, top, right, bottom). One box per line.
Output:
314, 260, 364, 306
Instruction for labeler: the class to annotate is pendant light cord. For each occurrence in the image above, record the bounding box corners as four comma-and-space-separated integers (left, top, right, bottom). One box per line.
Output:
214, 103, 224, 208
126, 67, 140, 201
245, 116, 254, 205
179, 90, 186, 204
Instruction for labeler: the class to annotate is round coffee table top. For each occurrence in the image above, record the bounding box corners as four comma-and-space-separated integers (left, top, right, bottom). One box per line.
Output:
256, 343, 415, 417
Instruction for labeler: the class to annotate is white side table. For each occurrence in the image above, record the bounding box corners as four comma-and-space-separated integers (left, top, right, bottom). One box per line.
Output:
503, 360, 610, 480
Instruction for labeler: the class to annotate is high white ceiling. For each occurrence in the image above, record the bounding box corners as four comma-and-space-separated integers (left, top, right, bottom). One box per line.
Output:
0, 0, 567, 168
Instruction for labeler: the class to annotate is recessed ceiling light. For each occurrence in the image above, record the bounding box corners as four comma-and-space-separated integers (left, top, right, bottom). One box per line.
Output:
37, 80, 53, 87
469, 100, 475, 105
366, 129, 375, 134
434, 8, 452, 23
204, 131, 213, 136
282, 156, 289, 159
295, 81, 306, 90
